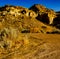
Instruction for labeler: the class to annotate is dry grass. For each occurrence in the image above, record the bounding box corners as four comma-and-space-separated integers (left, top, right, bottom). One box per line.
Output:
0, 33, 60, 59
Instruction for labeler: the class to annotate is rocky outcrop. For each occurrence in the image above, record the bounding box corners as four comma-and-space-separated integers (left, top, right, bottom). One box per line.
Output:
53, 12, 60, 29
0, 5, 37, 18
29, 4, 56, 24
0, 4, 60, 33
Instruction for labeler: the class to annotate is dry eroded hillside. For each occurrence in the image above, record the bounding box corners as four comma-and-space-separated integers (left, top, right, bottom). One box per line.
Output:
0, 4, 60, 59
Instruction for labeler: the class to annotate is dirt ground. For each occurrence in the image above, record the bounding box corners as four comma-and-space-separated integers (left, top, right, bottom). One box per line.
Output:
0, 33, 60, 59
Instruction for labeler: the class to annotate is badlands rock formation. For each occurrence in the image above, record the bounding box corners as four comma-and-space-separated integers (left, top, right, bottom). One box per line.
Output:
0, 4, 60, 59
30, 4, 56, 24
0, 4, 60, 34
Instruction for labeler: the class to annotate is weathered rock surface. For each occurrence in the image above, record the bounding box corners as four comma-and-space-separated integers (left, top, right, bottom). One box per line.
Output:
0, 4, 60, 34
30, 4, 56, 24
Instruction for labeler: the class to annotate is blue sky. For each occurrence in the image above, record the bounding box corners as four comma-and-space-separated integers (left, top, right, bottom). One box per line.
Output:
0, 0, 60, 11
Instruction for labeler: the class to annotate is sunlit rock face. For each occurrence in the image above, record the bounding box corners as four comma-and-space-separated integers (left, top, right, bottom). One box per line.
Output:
0, 4, 60, 34
0, 5, 37, 18
29, 4, 56, 24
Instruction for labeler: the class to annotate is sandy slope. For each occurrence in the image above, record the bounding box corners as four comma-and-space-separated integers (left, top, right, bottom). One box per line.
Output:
0, 33, 60, 59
